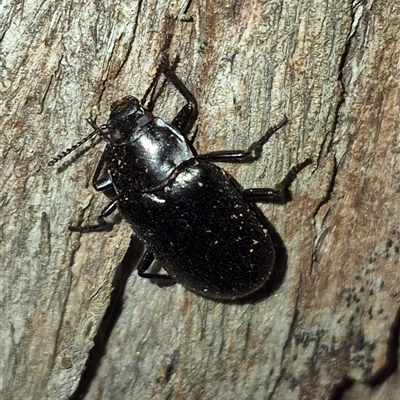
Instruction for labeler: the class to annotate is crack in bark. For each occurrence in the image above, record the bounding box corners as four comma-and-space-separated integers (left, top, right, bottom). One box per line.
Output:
69, 236, 143, 400
310, 0, 363, 274
367, 307, 400, 385
330, 308, 400, 399
39, 55, 64, 114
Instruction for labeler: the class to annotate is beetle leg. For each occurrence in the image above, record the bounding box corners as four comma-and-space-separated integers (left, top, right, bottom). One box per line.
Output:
91, 145, 119, 201
69, 199, 118, 232
243, 159, 312, 203
137, 251, 174, 281
197, 117, 289, 163
68, 144, 119, 232
163, 68, 199, 137
92, 146, 113, 189
93, 174, 113, 192
93, 170, 118, 200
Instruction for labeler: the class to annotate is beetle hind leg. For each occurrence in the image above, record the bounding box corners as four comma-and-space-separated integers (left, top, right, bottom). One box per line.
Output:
137, 251, 175, 282
68, 199, 118, 232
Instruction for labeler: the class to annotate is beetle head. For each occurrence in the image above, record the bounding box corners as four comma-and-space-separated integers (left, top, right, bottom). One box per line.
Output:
106, 96, 154, 145
109, 96, 141, 122
47, 96, 154, 166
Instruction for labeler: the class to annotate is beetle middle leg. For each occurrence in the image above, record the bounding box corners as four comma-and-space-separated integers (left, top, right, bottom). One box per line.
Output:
196, 117, 289, 163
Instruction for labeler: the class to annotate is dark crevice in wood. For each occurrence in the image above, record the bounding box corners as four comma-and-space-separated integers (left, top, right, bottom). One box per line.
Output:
367, 307, 400, 386
310, 156, 337, 272
70, 236, 143, 400
312, 155, 337, 221
116, 1, 143, 77
326, 11, 353, 157
329, 376, 355, 400
330, 308, 400, 399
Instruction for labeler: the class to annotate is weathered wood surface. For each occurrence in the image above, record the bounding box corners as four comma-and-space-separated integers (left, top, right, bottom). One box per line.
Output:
1, 0, 399, 399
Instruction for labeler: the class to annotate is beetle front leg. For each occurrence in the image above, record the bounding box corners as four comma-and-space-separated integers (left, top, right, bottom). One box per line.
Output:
163, 68, 198, 137
197, 117, 289, 163
69, 144, 120, 232
243, 159, 312, 204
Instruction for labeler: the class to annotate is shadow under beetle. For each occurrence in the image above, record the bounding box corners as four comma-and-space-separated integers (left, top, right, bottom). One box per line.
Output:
49, 65, 312, 300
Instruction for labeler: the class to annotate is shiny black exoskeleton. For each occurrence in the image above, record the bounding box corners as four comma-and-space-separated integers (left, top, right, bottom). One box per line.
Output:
50, 67, 311, 300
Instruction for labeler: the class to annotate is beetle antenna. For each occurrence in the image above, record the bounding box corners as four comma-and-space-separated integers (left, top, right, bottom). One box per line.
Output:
48, 119, 107, 166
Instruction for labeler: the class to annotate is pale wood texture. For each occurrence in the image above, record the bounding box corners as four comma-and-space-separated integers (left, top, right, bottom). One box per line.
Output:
1, 0, 399, 399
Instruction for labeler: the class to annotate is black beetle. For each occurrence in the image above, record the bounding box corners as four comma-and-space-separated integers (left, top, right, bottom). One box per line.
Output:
49, 66, 311, 300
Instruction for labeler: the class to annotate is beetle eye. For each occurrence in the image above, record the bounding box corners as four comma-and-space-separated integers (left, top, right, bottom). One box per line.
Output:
111, 129, 123, 142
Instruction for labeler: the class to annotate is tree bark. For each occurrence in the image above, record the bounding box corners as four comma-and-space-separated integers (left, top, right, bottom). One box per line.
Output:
1, 0, 399, 399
